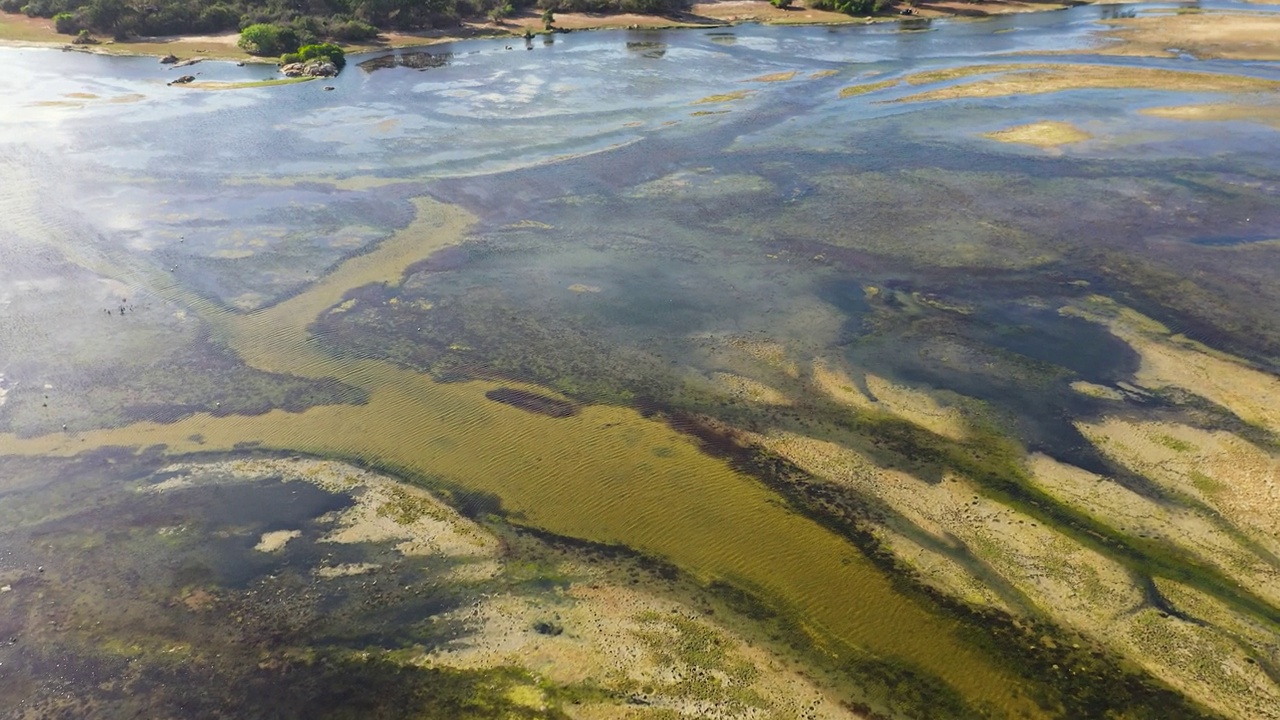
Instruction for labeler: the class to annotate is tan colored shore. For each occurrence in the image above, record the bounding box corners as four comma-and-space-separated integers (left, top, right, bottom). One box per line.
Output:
1, 0, 1096, 61
1094, 12, 1280, 61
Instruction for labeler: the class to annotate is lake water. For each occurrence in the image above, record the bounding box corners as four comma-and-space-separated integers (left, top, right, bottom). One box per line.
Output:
2, 3, 1279, 718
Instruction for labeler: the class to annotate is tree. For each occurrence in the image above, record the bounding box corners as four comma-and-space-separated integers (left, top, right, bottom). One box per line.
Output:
541, 7, 553, 29
238, 23, 299, 56
770, 0, 793, 8
487, 2, 513, 24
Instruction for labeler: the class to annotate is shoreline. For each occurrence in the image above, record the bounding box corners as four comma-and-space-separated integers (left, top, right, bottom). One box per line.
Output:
0, 0, 1093, 62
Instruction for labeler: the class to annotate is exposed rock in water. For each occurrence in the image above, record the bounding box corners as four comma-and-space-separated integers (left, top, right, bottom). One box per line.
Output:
159, 54, 178, 64
281, 60, 339, 78
168, 75, 195, 85
172, 58, 202, 68
357, 51, 452, 73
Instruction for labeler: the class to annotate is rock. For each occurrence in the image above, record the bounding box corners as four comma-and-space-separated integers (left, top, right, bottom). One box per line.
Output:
168, 75, 196, 85
172, 57, 202, 68
159, 54, 178, 64
323, 86, 335, 91
281, 60, 339, 78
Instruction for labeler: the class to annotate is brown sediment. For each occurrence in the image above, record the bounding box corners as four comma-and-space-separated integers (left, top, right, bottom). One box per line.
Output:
895, 64, 1280, 103
983, 120, 1091, 148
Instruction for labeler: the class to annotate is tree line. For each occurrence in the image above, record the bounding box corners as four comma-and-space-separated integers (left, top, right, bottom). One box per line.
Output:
1, 0, 690, 42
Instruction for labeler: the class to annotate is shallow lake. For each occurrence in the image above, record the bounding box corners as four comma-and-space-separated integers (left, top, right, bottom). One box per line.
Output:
2, 3, 1279, 718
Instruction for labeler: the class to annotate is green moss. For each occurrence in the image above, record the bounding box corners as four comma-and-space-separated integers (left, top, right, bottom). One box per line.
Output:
1154, 434, 1194, 452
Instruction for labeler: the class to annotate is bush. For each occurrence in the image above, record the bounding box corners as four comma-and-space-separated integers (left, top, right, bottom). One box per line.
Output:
330, 18, 378, 41
770, 0, 792, 7
197, 4, 239, 33
284, 42, 346, 69
486, 1, 512, 23
20, 1, 50, 17
52, 10, 78, 32
237, 22, 298, 56
810, 0, 877, 14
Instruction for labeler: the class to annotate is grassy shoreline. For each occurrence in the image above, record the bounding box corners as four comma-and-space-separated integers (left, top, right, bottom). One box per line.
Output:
0, 0, 1095, 62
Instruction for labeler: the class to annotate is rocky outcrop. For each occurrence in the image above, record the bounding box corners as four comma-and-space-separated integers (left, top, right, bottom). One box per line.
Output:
280, 60, 338, 78
159, 54, 178, 64
168, 75, 196, 85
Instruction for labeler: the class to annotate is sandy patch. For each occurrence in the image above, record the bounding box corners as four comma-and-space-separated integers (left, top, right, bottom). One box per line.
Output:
983, 120, 1091, 148
812, 359, 971, 441
1070, 380, 1125, 401
1065, 297, 1280, 435
426, 580, 860, 719
896, 63, 1280, 103
1076, 418, 1280, 558
744, 428, 1141, 627
745, 70, 797, 83
838, 79, 899, 98
1028, 453, 1280, 602
693, 89, 754, 105
149, 457, 499, 559
1095, 12, 1280, 61
254, 529, 301, 552
709, 371, 790, 404
315, 562, 382, 578
1140, 102, 1280, 130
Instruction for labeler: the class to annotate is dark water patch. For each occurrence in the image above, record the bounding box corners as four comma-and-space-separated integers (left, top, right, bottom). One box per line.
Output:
626, 41, 668, 59
979, 305, 1141, 384
403, 244, 472, 276
485, 388, 578, 418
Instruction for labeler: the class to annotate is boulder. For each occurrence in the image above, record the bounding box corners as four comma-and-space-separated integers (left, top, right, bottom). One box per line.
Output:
168, 75, 196, 85
280, 60, 339, 78
159, 54, 178, 64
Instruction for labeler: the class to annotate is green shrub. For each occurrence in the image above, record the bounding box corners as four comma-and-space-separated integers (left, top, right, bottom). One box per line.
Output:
197, 4, 239, 32
486, 1, 513, 23
20, 1, 50, 18
810, 0, 877, 14
52, 10, 78, 32
292, 42, 346, 69
237, 22, 299, 56
330, 19, 378, 41
770, 0, 792, 8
